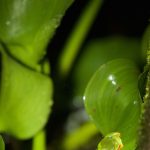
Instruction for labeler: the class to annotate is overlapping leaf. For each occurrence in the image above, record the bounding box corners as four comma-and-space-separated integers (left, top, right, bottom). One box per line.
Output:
0, 0, 73, 139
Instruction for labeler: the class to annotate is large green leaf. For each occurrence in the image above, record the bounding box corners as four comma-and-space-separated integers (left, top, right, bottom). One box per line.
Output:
0, 52, 53, 139
0, 0, 73, 69
84, 59, 141, 150
0, 0, 73, 139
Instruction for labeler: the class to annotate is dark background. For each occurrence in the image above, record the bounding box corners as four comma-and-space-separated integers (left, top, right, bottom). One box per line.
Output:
48, 0, 150, 67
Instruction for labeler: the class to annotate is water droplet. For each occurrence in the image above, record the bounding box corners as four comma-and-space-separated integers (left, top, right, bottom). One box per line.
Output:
83, 96, 86, 101
112, 80, 116, 85
108, 75, 114, 81
108, 74, 117, 85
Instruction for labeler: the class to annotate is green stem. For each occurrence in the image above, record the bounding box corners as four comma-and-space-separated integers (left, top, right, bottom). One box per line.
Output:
32, 130, 46, 150
58, 0, 103, 77
0, 135, 5, 150
137, 25, 150, 150
62, 122, 99, 150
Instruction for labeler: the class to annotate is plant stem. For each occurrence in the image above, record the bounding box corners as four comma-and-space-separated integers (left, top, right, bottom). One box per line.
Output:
137, 25, 150, 150
32, 130, 46, 150
137, 74, 150, 150
58, 0, 103, 77
0, 135, 5, 150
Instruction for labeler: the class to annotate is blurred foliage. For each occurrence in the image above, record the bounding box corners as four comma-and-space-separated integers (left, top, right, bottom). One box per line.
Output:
0, 135, 5, 150
62, 122, 99, 150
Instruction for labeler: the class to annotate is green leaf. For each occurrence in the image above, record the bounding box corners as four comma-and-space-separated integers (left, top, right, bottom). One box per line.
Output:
0, 0, 73, 69
0, 135, 5, 150
84, 59, 141, 150
0, 52, 53, 139
73, 37, 141, 99
0, 0, 74, 139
